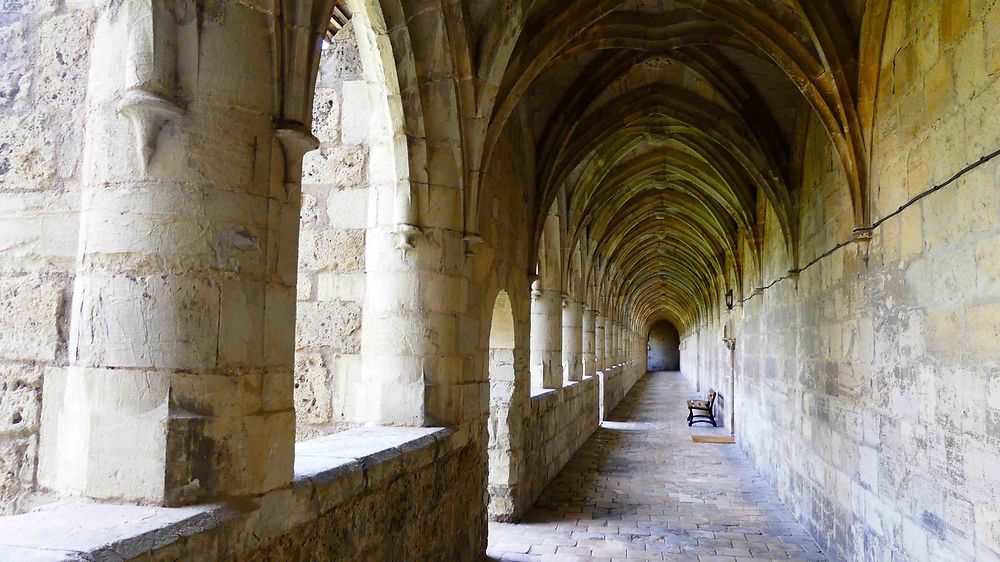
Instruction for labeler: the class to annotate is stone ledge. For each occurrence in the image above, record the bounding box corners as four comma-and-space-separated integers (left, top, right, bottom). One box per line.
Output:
0, 426, 451, 561
529, 387, 558, 401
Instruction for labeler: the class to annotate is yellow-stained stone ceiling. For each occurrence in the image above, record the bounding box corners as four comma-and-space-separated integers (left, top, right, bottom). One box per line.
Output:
472, 0, 885, 331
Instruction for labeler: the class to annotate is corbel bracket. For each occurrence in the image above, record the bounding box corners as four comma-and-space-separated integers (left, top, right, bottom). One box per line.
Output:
117, 89, 184, 171
852, 227, 874, 263
463, 234, 484, 257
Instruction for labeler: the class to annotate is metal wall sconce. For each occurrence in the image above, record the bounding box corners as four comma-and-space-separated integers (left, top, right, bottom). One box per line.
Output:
725, 289, 734, 310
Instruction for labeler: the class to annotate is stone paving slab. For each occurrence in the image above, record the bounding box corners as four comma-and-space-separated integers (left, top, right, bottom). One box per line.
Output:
487, 371, 827, 562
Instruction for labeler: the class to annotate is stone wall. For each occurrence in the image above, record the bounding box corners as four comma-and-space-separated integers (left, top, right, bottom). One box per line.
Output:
516, 377, 600, 514
600, 363, 645, 421
681, 4, 1000, 560
295, 23, 369, 438
0, 428, 485, 561
0, 1, 96, 515
475, 103, 625, 521
227, 436, 483, 561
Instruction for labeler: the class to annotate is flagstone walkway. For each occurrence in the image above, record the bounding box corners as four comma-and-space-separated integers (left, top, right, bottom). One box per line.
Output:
487, 371, 827, 562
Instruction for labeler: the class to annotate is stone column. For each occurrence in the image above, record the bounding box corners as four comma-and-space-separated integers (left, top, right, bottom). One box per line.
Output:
616, 322, 625, 364
622, 328, 628, 365
562, 298, 583, 382
631, 329, 637, 364
582, 307, 596, 376
622, 326, 632, 362
530, 281, 563, 388
605, 319, 616, 367
615, 322, 625, 365
594, 313, 606, 370
39, 1, 296, 505
610, 323, 618, 365
631, 331, 635, 365
616, 324, 624, 364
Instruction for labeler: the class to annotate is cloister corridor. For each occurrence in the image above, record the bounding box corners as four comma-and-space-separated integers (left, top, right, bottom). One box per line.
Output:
2, 1, 1000, 561
488, 372, 826, 562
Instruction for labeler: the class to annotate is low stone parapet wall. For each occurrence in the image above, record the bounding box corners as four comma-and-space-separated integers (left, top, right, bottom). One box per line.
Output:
600, 361, 644, 419
0, 427, 484, 561
517, 376, 600, 515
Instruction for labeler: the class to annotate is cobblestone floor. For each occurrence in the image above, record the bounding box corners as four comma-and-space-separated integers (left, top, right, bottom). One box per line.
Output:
487, 371, 828, 562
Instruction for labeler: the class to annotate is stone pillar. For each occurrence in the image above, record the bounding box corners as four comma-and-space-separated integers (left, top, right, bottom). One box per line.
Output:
615, 324, 623, 364
622, 326, 632, 362
617, 322, 625, 364
530, 281, 563, 388
631, 329, 637, 364
622, 328, 628, 365
605, 319, 616, 366
363, 230, 468, 425
39, 1, 296, 505
594, 313, 606, 370
610, 322, 618, 365
562, 298, 583, 382
629, 330, 634, 365
614, 322, 623, 365
582, 307, 596, 377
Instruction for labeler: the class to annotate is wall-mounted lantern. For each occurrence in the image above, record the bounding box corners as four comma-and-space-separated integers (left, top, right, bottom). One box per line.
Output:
725, 289, 734, 310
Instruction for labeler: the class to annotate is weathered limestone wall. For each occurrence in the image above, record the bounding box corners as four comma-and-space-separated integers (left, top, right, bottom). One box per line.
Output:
0, 2, 649, 553
295, 23, 368, 438
473, 108, 607, 520
600, 362, 645, 420
683, 4, 1000, 560
517, 378, 600, 513
0, 1, 96, 514
218, 437, 483, 561
0, 428, 482, 561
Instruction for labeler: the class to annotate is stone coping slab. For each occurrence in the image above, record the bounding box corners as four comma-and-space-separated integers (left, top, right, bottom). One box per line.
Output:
0, 426, 451, 561
529, 387, 558, 400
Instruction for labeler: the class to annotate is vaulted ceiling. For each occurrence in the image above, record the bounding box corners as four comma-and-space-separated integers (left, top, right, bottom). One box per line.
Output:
316, 0, 888, 331
476, 0, 887, 331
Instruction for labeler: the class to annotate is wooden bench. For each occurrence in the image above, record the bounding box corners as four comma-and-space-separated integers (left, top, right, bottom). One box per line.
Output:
687, 389, 717, 427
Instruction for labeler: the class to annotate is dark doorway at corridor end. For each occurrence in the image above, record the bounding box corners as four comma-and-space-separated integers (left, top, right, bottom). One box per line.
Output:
647, 321, 680, 371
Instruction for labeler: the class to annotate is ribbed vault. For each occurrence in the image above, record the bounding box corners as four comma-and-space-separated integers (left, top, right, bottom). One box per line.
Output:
475, 0, 889, 334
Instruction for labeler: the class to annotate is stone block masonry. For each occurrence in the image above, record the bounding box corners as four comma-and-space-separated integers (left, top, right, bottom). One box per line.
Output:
0, 428, 484, 561
681, 5, 1000, 559
2, 2, 998, 561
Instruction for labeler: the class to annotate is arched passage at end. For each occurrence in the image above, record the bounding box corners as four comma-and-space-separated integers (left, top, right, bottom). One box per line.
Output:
647, 320, 680, 372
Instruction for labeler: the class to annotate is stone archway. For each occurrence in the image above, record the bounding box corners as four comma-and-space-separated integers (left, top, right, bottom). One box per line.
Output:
487, 290, 516, 521
647, 320, 680, 371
